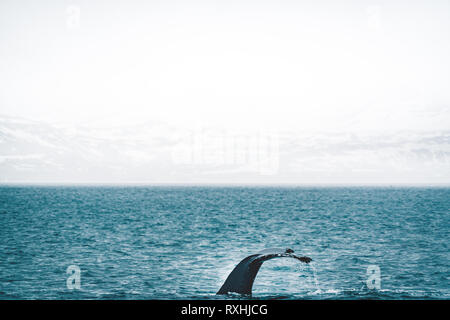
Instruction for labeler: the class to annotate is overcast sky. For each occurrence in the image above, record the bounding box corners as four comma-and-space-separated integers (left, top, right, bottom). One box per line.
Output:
0, 0, 449, 183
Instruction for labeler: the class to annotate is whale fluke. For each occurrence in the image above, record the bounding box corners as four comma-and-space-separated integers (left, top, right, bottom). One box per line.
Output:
217, 248, 312, 295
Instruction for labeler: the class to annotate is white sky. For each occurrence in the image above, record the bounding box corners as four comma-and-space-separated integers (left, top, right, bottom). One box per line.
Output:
1, 0, 449, 130
0, 0, 449, 183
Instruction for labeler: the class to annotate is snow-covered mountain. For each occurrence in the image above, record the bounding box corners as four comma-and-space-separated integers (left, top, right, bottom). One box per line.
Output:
0, 115, 449, 184
0, 115, 178, 183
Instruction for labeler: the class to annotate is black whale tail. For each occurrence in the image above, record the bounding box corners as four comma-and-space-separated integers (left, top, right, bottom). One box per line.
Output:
217, 248, 312, 295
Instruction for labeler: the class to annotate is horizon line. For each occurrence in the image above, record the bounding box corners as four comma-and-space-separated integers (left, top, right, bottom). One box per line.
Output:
1, 182, 449, 187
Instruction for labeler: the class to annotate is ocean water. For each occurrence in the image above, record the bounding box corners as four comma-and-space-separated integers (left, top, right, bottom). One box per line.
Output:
0, 186, 448, 300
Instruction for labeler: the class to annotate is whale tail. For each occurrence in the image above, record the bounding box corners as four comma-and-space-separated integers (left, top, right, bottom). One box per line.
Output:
217, 248, 312, 295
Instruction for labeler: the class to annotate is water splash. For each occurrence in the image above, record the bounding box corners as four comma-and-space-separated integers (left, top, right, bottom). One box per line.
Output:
309, 263, 320, 290
295, 260, 321, 295
308, 262, 321, 294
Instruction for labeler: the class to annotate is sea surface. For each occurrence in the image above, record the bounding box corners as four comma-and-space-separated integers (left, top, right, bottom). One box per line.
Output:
0, 186, 448, 300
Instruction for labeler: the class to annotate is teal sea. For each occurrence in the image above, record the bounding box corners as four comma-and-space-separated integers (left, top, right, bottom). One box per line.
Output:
0, 186, 448, 299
